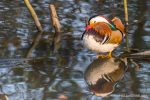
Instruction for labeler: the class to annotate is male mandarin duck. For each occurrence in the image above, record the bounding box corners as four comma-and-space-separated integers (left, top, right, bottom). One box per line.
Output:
82, 15, 125, 58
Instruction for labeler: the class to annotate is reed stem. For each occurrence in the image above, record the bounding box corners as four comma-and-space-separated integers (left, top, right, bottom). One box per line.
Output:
124, 0, 130, 52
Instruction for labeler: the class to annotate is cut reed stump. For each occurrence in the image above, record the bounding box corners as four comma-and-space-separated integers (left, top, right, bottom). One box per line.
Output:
24, 0, 44, 58
0, 94, 9, 100
49, 4, 62, 53
24, 0, 43, 32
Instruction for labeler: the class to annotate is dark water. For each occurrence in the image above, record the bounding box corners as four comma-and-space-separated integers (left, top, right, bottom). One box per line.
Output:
0, 0, 150, 100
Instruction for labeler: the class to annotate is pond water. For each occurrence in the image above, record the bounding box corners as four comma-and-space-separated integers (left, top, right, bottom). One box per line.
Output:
0, 0, 150, 100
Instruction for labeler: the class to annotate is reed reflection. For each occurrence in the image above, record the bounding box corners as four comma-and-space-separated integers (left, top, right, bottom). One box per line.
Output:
84, 57, 128, 97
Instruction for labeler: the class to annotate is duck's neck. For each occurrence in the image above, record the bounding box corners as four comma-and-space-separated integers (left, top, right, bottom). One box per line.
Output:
106, 23, 116, 31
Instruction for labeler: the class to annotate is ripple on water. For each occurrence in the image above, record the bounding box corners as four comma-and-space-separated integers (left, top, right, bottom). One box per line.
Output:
144, 21, 150, 32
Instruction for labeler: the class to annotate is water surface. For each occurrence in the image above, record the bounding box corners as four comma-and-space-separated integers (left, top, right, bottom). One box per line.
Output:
0, 0, 150, 100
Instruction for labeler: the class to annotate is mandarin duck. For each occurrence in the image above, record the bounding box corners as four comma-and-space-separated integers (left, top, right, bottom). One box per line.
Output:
84, 58, 128, 96
82, 16, 125, 58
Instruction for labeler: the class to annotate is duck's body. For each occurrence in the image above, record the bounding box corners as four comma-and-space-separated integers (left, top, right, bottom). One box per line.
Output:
83, 30, 122, 52
82, 16, 125, 57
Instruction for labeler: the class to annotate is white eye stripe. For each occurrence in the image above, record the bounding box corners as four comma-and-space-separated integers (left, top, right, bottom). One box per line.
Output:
90, 20, 96, 24
90, 16, 109, 24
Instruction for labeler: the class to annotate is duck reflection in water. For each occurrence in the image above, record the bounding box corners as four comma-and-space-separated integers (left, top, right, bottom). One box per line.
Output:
84, 57, 128, 97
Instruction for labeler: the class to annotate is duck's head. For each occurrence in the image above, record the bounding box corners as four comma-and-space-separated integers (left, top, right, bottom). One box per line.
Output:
89, 16, 110, 25
86, 16, 115, 30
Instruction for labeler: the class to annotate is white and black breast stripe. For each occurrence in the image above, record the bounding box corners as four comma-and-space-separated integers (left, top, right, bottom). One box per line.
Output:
101, 34, 110, 45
